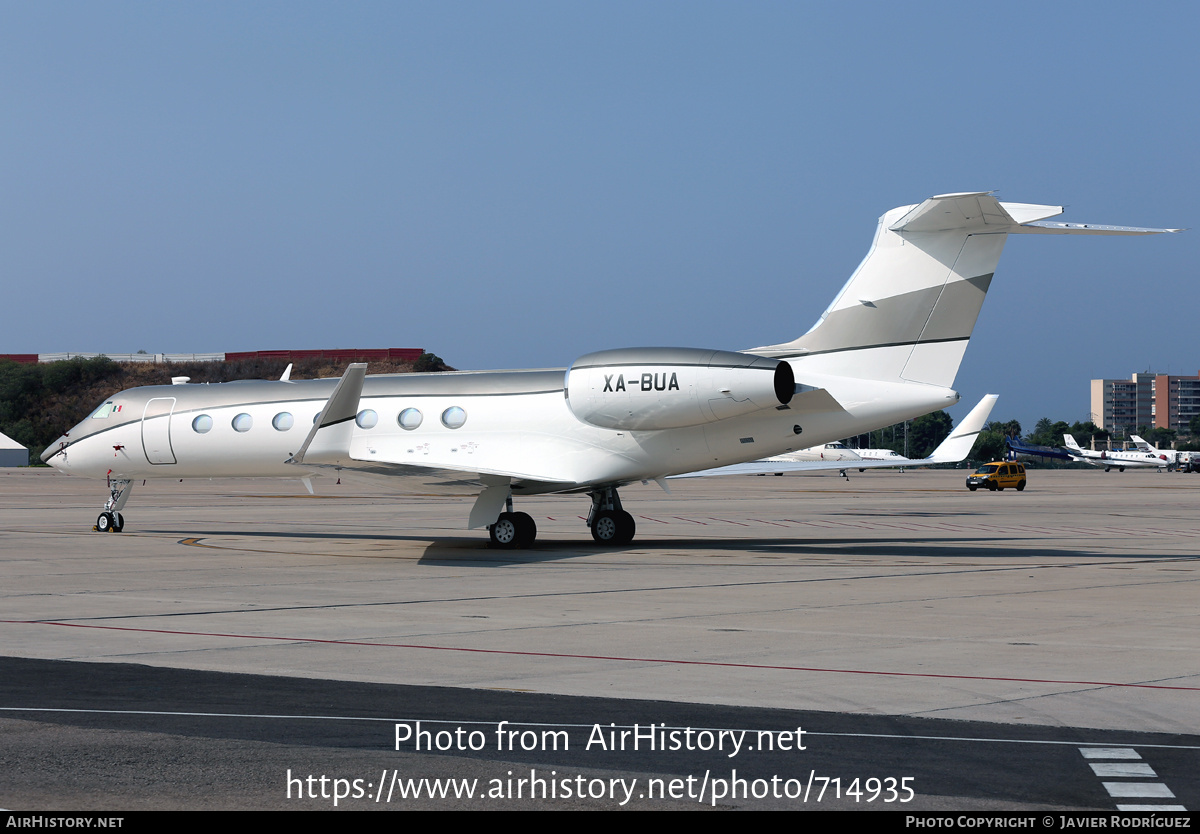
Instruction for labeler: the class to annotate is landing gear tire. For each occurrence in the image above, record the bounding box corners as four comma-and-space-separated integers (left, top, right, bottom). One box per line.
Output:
512, 511, 536, 547
489, 511, 537, 549
490, 513, 519, 549
96, 512, 113, 532
1119, 466, 1125, 473
591, 510, 635, 545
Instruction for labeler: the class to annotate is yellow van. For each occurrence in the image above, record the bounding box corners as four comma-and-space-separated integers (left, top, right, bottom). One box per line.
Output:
966, 461, 1027, 491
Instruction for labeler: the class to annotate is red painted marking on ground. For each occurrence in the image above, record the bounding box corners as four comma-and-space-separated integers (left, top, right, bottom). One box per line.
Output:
785, 519, 859, 528
671, 516, 707, 525
7, 619, 1197, 692
637, 516, 670, 524
705, 517, 749, 526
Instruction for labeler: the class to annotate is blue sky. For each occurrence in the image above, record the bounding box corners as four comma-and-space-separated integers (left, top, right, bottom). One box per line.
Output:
2, 2, 1195, 431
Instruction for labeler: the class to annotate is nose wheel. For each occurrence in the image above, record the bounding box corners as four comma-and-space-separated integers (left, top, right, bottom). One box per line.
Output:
93, 479, 133, 532
95, 511, 124, 533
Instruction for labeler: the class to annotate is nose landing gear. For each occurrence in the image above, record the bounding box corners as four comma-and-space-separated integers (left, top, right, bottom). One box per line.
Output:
96, 511, 124, 533
93, 478, 133, 533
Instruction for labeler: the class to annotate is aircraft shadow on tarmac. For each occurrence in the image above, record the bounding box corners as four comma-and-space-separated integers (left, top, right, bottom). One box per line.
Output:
160, 527, 1123, 566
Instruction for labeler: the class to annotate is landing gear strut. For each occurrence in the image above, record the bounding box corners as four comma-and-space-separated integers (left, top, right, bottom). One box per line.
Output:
94, 479, 133, 533
488, 496, 537, 549
587, 487, 635, 545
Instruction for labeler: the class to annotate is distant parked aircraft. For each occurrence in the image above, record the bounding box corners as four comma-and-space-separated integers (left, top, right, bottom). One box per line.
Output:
1064, 434, 1168, 472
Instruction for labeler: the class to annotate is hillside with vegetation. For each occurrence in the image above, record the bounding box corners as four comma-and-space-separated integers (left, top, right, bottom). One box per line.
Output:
0, 353, 451, 464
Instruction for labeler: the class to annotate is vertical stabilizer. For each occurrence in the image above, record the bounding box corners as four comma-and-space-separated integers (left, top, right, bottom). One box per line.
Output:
753, 193, 1177, 389
753, 193, 1047, 388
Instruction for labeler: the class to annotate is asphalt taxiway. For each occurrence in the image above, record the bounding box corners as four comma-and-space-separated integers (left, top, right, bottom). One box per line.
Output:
1, 466, 1196, 809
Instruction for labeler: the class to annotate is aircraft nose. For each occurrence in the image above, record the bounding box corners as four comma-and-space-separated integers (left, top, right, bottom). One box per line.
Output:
40, 437, 69, 466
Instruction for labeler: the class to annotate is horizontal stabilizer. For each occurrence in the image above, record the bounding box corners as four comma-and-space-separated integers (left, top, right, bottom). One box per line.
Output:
1015, 221, 1183, 236
889, 193, 1058, 233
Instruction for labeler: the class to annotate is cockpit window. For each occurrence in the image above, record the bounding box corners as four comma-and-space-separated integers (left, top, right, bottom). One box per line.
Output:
89, 401, 122, 419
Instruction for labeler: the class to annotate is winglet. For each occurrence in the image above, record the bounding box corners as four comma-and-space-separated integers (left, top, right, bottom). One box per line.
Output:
288, 363, 367, 465
926, 394, 999, 463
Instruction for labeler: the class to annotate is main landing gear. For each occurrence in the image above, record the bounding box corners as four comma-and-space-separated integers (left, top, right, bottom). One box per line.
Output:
488, 496, 537, 549
94, 479, 133, 533
587, 486, 635, 546
486, 486, 636, 548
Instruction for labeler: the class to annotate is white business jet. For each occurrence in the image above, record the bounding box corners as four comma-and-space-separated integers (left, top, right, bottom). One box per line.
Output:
1063, 434, 1168, 472
1129, 435, 1179, 467
42, 193, 1177, 547
785, 442, 863, 463
679, 393, 997, 478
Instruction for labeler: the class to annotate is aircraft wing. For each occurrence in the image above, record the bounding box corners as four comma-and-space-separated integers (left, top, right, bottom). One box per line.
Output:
924, 394, 998, 462
672, 457, 885, 478
676, 394, 997, 478
285, 363, 581, 493
340, 455, 579, 490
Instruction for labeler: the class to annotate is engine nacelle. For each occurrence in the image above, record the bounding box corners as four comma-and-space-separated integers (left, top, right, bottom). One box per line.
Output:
565, 347, 794, 431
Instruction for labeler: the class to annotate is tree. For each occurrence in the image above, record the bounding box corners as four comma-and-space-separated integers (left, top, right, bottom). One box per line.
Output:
970, 429, 1006, 463
1143, 427, 1177, 447
907, 410, 953, 459
413, 352, 448, 372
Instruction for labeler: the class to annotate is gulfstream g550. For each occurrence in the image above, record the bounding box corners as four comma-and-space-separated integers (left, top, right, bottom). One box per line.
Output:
42, 193, 1177, 546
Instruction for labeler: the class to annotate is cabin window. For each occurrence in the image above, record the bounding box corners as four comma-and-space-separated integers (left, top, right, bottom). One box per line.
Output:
232, 413, 253, 433
398, 408, 423, 430
272, 412, 294, 431
356, 409, 378, 429
192, 414, 213, 434
90, 401, 117, 419
441, 406, 467, 429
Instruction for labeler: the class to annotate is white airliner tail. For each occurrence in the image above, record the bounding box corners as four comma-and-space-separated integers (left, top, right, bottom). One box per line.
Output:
1064, 434, 1082, 452
753, 193, 1178, 390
